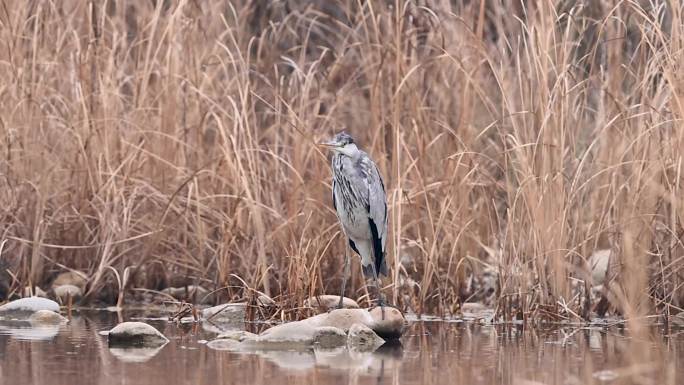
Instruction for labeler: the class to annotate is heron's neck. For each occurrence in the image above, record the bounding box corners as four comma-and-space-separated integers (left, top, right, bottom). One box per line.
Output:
338, 143, 360, 158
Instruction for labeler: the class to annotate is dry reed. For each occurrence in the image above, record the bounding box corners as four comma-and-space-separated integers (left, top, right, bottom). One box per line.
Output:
0, 0, 682, 322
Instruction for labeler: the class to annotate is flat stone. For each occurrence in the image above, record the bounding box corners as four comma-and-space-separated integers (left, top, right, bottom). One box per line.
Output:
304, 295, 359, 311
53, 285, 82, 304
254, 318, 319, 346
28, 310, 68, 325
347, 323, 384, 351
0, 297, 60, 319
312, 326, 347, 349
202, 303, 246, 324
368, 307, 406, 340
107, 322, 169, 347
214, 330, 257, 342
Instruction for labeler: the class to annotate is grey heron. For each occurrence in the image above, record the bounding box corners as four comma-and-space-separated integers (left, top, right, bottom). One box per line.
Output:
319, 132, 388, 312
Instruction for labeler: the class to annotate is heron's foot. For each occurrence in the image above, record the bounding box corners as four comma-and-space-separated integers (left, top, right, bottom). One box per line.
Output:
370, 297, 392, 320
336, 296, 345, 310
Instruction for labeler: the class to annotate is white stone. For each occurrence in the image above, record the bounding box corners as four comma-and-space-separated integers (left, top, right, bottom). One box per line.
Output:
107, 322, 169, 346
0, 297, 60, 318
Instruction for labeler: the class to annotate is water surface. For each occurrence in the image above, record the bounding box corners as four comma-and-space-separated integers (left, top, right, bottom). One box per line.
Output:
0, 310, 681, 385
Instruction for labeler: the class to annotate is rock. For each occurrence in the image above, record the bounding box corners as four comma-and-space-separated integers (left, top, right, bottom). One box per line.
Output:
304, 295, 359, 311
53, 284, 82, 304
254, 318, 320, 346
206, 338, 242, 351
0, 297, 60, 318
161, 285, 212, 304
52, 271, 87, 291
347, 323, 384, 351
23, 286, 47, 298
312, 326, 347, 349
28, 310, 68, 325
368, 307, 406, 339
318, 308, 374, 332
202, 303, 246, 324
214, 330, 257, 342
107, 322, 169, 347
257, 294, 276, 307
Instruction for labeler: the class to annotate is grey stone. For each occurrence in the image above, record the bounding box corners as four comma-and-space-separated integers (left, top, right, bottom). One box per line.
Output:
107, 322, 169, 347
202, 303, 246, 324
312, 326, 347, 348
214, 330, 257, 342
347, 323, 384, 351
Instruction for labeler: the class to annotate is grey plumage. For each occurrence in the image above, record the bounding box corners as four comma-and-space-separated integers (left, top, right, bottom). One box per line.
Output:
323, 132, 388, 280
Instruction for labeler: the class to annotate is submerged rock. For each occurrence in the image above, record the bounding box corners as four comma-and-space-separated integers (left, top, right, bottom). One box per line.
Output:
0, 297, 60, 319
107, 322, 169, 347
214, 330, 257, 342
202, 303, 246, 324
304, 295, 359, 311
347, 323, 384, 351
53, 284, 82, 304
28, 310, 68, 325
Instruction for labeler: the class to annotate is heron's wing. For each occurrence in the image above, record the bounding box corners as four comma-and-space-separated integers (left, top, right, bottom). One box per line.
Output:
360, 155, 388, 276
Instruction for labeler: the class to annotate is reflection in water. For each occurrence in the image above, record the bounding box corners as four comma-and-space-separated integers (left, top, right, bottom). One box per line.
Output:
0, 321, 62, 341
109, 345, 168, 363
0, 310, 681, 385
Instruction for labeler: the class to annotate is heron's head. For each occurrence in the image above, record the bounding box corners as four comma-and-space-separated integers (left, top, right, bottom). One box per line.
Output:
319, 132, 359, 157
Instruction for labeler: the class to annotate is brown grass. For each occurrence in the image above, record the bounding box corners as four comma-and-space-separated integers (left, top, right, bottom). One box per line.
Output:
0, 0, 682, 322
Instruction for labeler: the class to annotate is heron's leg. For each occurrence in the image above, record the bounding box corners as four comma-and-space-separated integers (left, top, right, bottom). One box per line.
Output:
338, 248, 350, 309
370, 264, 386, 320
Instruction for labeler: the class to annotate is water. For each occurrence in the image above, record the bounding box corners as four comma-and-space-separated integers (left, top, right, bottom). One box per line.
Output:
0, 310, 681, 385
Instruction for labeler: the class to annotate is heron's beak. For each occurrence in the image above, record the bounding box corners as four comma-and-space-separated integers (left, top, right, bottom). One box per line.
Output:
317, 140, 339, 148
